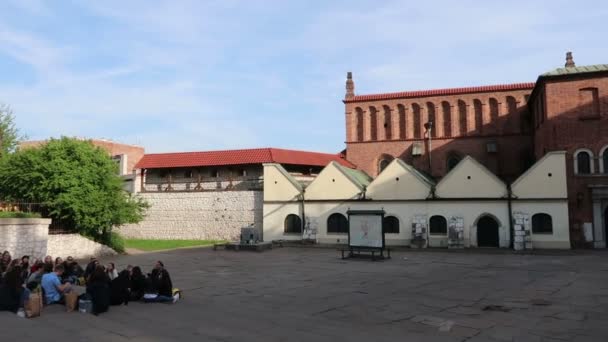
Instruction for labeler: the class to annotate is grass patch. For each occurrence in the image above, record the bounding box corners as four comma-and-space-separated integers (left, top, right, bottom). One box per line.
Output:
0, 211, 42, 218
124, 239, 224, 251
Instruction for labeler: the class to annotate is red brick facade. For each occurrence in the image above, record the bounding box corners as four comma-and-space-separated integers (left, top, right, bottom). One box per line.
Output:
344, 55, 608, 247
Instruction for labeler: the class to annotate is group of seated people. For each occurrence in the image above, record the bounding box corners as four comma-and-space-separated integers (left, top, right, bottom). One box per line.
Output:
0, 250, 179, 317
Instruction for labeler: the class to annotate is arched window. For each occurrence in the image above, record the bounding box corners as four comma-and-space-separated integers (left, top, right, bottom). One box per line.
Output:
506, 96, 518, 134
355, 107, 364, 142
446, 154, 461, 172
489, 98, 499, 123
369, 106, 378, 141
474, 99, 483, 134
458, 100, 467, 136
397, 104, 406, 139
442, 101, 452, 137
383, 216, 399, 234
574, 149, 593, 175
284, 214, 302, 234
532, 213, 553, 234
383, 105, 392, 140
412, 103, 422, 139
379, 159, 390, 173
327, 213, 348, 234
426, 102, 436, 138
600, 146, 608, 174
429, 215, 447, 235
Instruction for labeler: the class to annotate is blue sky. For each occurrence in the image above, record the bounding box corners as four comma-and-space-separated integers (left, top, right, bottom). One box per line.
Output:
0, 1, 606, 153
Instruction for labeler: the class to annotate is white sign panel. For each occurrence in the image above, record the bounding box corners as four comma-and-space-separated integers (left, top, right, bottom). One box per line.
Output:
349, 215, 383, 248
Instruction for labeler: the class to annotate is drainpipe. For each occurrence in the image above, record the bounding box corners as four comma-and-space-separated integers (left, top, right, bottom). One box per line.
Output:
507, 184, 514, 249
300, 190, 306, 241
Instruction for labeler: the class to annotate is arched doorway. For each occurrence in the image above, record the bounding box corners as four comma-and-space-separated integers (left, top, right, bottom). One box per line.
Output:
477, 215, 499, 247
605, 207, 608, 248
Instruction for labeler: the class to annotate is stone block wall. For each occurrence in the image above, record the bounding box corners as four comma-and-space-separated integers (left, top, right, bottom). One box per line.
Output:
411, 214, 428, 248
448, 216, 465, 248
118, 191, 263, 240
0, 218, 51, 259
513, 212, 532, 250
47, 234, 116, 259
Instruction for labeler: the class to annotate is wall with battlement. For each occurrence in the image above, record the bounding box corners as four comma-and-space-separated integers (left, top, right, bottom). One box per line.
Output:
118, 191, 263, 240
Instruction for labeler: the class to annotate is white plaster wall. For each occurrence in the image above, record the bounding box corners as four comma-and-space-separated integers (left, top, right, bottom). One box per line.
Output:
0, 219, 51, 259
512, 201, 570, 249
436, 157, 507, 198
512, 152, 568, 199
305, 162, 362, 200
263, 164, 302, 202
366, 160, 432, 200
47, 234, 117, 259
263, 203, 302, 241
118, 191, 263, 240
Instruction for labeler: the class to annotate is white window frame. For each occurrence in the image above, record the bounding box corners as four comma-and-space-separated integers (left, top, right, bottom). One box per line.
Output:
599, 145, 608, 174
573, 148, 594, 175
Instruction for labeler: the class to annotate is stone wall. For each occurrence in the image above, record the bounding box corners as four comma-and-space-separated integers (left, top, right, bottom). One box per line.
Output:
118, 191, 263, 240
0, 218, 51, 259
47, 234, 116, 259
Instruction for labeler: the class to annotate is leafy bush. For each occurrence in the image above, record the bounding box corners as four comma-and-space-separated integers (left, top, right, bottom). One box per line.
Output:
0, 137, 148, 244
0, 211, 41, 218
105, 232, 126, 253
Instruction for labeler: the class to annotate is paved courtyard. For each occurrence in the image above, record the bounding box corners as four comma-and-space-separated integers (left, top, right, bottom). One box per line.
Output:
2, 247, 608, 341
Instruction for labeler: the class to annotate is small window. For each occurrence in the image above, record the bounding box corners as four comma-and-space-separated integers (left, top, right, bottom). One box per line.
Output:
327, 213, 348, 234
284, 214, 302, 234
211, 169, 220, 178
603, 150, 608, 174
184, 170, 193, 178
447, 155, 461, 171
379, 159, 390, 173
575, 151, 592, 174
412, 142, 423, 156
383, 216, 399, 234
486, 141, 498, 153
429, 215, 447, 235
532, 213, 553, 234
239, 169, 247, 177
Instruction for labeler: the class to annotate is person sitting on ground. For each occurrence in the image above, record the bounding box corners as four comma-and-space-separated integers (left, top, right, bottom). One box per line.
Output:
27, 261, 45, 288
84, 257, 98, 282
144, 261, 178, 303
41, 264, 71, 305
64, 256, 84, 284
0, 265, 30, 317
43, 255, 53, 265
129, 266, 147, 301
86, 265, 110, 315
55, 257, 63, 269
106, 263, 118, 281
20, 256, 30, 283
110, 269, 130, 306
29, 258, 42, 274
0, 250, 12, 275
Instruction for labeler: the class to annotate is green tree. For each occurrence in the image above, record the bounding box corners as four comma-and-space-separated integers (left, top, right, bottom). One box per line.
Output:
0, 103, 24, 157
0, 137, 148, 245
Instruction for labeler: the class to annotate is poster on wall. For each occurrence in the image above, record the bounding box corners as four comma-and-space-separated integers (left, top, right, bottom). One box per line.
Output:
348, 210, 385, 249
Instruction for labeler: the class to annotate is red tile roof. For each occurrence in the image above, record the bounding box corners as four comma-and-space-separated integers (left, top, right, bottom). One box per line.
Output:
345, 82, 536, 102
135, 147, 356, 169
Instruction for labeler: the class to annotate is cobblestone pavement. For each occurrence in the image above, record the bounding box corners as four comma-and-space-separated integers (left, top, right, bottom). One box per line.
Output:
2, 247, 608, 341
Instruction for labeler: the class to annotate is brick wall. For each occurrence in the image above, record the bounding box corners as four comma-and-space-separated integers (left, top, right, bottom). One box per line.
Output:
344, 88, 533, 179
532, 74, 608, 246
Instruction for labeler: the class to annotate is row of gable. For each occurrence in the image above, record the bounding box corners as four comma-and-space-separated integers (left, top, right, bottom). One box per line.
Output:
264, 151, 567, 201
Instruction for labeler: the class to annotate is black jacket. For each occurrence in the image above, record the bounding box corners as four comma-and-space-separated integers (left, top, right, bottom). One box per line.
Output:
150, 269, 173, 297
86, 280, 110, 315
110, 272, 130, 306
129, 274, 147, 301
0, 283, 20, 313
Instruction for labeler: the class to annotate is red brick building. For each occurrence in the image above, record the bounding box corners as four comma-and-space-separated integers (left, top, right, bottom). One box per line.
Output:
343, 53, 608, 247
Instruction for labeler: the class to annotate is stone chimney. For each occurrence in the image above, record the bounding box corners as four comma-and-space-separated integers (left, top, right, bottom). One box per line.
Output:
345, 72, 355, 100
565, 51, 575, 68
